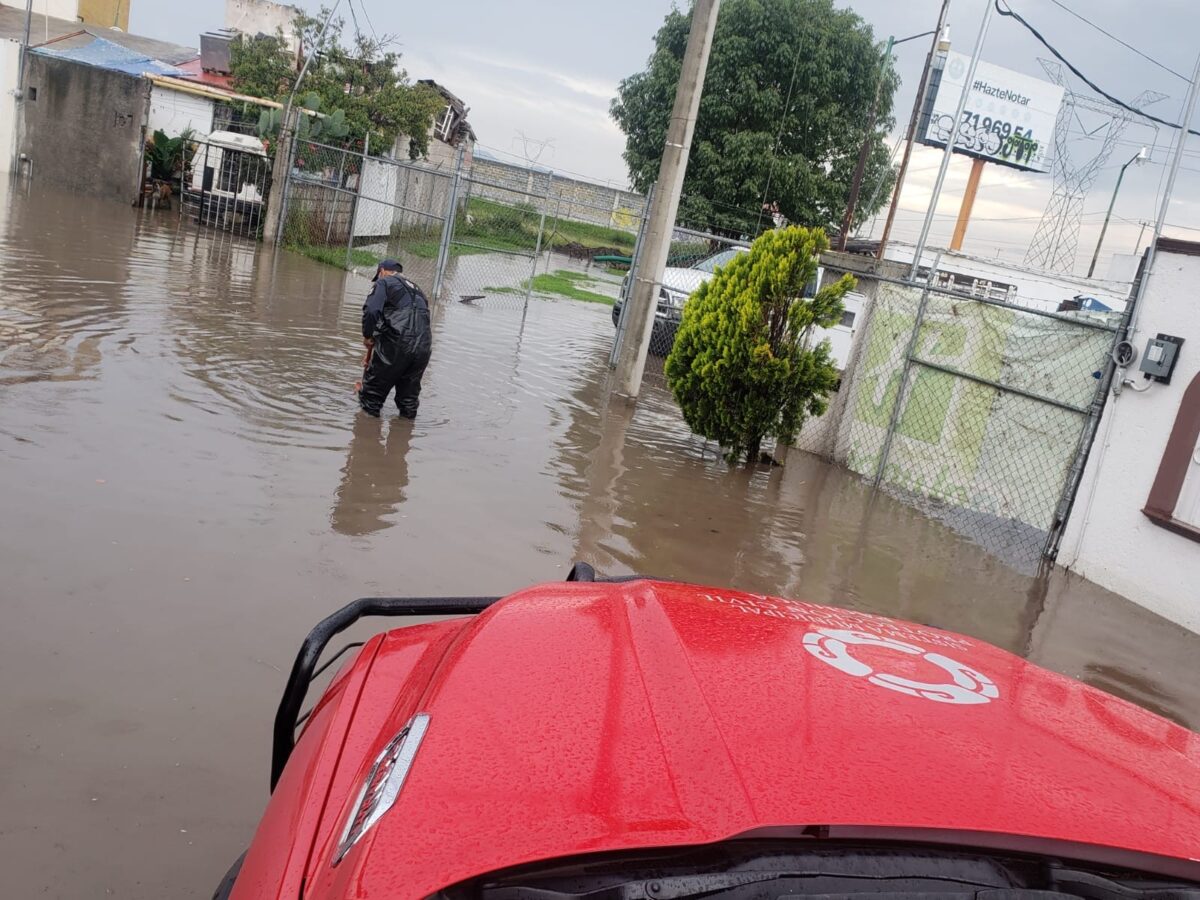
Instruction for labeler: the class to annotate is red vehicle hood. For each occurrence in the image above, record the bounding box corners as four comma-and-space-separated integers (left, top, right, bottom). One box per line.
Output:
316, 581, 1200, 896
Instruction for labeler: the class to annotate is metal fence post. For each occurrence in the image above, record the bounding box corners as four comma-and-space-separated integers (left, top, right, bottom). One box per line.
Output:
544, 193, 563, 275
525, 174, 553, 312
432, 143, 466, 300
873, 252, 941, 486
1041, 263, 1143, 561
609, 183, 655, 368
344, 133, 368, 270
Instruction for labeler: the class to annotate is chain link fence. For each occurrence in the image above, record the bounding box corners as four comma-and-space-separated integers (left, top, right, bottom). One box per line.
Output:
611, 223, 752, 385
809, 269, 1123, 569
277, 140, 638, 313
279, 139, 452, 291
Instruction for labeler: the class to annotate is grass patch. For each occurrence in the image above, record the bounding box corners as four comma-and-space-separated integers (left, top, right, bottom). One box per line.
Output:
528, 270, 615, 305
481, 270, 616, 305
402, 239, 499, 260
287, 243, 379, 270
452, 197, 637, 256
288, 195, 642, 273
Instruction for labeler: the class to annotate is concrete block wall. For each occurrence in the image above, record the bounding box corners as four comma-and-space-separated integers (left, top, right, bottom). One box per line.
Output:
469, 157, 644, 232
20, 54, 151, 203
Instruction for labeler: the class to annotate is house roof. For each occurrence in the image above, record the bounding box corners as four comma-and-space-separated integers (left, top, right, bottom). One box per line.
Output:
1156, 237, 1200, 257
0, 5, 78, 43
0, 4, 198, 65
418, 78, 466, 111
32, 33, 189, 76
176, 57, 234, 91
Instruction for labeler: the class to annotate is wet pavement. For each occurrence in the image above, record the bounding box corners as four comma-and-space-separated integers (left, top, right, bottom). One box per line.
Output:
1, 184, 1198, 898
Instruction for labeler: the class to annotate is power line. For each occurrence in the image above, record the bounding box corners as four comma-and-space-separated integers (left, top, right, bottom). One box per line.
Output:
1045, 0, 1189, 82
345, 0, 362, 43
996, 1, 1200, 138
756, 38, 805, 232
355, 0, 380, 44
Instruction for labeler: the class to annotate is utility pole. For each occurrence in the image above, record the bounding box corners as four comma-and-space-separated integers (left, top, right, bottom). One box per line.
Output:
262, 106, 300, 246
1087, 146, 1146, 278
1122, 50, 1200, 353
877, 0, 951, 260
264, 1, 341, 247
909, 0, 994, 279
612, 0, 721, 399
837, 35, 893, 251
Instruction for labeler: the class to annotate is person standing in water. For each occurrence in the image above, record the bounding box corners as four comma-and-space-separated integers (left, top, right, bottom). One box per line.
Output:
357, 259, 432, 418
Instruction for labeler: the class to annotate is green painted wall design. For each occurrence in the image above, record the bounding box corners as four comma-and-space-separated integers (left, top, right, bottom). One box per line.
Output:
838, 280, 1114, 537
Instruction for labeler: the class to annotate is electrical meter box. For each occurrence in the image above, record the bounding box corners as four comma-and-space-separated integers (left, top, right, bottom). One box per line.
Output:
1139, 334, 1184, 384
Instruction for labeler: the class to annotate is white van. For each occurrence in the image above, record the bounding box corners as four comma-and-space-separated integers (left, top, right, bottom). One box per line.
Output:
189, 130, 270, 204
814, 290, 865, 372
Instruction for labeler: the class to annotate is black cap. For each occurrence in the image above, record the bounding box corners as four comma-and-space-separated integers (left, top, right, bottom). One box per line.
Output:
372, 258, 403, 281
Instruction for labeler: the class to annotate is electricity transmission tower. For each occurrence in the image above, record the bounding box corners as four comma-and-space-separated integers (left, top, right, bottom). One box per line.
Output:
1024, 59, 1165, 274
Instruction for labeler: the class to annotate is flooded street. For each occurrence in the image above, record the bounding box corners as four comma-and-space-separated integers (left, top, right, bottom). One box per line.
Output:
2, 185, 1198, 898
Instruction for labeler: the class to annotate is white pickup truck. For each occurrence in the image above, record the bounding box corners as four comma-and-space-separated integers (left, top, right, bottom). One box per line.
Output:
611, 247, 863, 369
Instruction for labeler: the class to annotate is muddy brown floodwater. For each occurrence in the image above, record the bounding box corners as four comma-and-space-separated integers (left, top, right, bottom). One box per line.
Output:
1, 185, 1198, 898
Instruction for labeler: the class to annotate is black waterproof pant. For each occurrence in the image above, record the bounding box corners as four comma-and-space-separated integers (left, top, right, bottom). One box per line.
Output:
359, 335, 431, 418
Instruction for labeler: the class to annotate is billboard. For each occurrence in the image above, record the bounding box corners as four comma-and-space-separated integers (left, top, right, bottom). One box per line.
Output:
919, 52, 1065, 173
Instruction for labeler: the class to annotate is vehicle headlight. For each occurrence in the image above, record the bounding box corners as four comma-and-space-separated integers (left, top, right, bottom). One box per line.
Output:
659, 287, 687, 309
334, 713, 430, 864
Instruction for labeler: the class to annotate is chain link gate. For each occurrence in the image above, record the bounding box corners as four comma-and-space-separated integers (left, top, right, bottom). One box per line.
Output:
181, 138, 273, 239
277, 139, 453, 291
821, 267, 1125, 570
278, 138, 633, 314
610, 216, 752, 386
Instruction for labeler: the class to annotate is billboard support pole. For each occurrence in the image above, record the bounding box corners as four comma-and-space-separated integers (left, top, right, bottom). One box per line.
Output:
908, 0, 994, 280
950, 156, 985, 251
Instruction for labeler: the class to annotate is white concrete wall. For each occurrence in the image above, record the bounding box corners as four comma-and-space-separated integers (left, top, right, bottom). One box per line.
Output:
0, 40, 21, 175
148, 85, 214, 139
40, 0, 79, 22
225, 0, 301, 53
1059, 247, 1200, 632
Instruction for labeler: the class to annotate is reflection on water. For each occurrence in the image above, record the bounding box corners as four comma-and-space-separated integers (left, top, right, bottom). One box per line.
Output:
1, 184, 1198, 899
332, 416, 413, 536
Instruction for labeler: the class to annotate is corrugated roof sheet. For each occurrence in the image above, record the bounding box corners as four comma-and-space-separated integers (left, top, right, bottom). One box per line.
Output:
33, 34, 186, 77
0, 6, 198, 65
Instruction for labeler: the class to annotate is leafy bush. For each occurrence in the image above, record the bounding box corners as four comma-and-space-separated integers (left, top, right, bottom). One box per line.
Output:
664, 225, 854, 464
144, 128, 194, 181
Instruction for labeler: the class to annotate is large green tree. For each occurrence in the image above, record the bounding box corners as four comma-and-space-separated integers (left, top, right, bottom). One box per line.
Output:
230, 9, 442, 157
612, 0, 897, 235
665, 226, 853, 464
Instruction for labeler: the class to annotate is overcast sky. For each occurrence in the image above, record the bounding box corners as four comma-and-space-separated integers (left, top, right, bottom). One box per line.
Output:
129, 0, 1200, 275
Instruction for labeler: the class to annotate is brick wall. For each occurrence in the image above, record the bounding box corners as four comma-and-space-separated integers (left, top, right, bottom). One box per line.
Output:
468, 157, 644, 232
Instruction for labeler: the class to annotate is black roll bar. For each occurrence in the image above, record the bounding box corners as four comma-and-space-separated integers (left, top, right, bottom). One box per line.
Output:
269, 562, 652, 789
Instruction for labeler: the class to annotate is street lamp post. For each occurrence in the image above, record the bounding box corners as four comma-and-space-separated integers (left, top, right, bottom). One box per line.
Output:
1087, 146, 1148, 279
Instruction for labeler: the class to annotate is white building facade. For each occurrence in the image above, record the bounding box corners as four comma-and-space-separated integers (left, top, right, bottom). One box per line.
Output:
1059, 238, 1200, 632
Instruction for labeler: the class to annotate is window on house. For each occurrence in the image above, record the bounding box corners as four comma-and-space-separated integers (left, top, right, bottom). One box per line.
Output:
1144, 371, 1200, 539
435, 105, 455, 141
1176, 435, 1200, 529
27, 86, 36, 101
